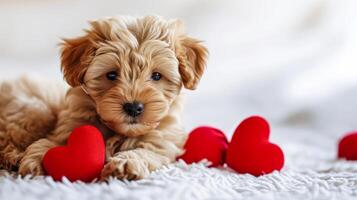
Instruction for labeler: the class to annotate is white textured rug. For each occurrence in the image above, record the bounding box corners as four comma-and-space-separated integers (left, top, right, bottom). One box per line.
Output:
1, 127, 357, 200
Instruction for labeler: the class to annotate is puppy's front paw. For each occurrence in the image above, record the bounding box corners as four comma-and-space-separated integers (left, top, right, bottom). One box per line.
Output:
101, 153, 150, 181
18, 157, 45, 176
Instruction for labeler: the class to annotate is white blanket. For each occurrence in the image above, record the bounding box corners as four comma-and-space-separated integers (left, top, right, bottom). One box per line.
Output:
1, 127, 357, 200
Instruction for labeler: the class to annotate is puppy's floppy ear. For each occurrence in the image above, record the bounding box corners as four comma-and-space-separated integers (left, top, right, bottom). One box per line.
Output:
60, 35, 95, 87
176, 36, 208, 90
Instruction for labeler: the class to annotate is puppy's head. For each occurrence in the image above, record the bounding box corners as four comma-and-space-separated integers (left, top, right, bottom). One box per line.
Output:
60, 16, 208, 137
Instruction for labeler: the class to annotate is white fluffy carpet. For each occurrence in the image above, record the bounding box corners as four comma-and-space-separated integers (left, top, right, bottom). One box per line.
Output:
1, 127, 357, 200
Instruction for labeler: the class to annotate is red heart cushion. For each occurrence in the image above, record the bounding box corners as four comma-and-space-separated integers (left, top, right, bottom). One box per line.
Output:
338, 132, 357, 160
43, 125, 105, 182
178, 126, 229, 167
226, 116, 284, 176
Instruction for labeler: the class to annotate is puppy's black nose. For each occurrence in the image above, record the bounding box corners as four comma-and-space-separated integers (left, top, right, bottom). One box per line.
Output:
123, 102, 144, 117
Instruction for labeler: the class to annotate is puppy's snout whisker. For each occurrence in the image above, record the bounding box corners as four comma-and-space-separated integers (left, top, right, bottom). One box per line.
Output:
123, 102, 144, 118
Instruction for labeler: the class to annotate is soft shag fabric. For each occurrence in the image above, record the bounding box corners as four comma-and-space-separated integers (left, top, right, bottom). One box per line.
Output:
1, 127, 357, 200
1, 162, 357, 200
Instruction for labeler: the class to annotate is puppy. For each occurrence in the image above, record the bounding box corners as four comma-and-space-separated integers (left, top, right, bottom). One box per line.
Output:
0, 16, 208, 180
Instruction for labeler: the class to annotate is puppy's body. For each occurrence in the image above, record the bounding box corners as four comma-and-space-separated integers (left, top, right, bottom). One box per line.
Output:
0, 16, 207, 180
0, 77, 64, 170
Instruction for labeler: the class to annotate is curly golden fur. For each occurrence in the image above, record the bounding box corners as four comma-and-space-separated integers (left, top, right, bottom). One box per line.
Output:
0, 15, 208, 180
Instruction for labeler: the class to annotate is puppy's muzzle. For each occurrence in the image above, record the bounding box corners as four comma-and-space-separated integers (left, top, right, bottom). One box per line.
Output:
123, 102, 144, 117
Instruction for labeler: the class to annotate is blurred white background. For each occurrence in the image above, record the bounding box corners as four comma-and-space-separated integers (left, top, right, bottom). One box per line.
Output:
1, 0, 357, 139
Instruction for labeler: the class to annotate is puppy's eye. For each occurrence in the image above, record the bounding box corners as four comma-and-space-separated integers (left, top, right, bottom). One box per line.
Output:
106, 71, 118, 81
151, 72, 162, 81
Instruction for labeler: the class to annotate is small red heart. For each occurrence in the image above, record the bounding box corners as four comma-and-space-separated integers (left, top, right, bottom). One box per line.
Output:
226, 116, 284, 176
338, 132, 357, 160
43, 125, 105, 182
178, 126, 229, 167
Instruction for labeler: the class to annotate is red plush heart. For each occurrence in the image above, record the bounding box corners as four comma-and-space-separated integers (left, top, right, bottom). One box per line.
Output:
226, 116, 284, 176
338, 132, 357, 160
178, 126, 229, 167
43, 125, 105, 182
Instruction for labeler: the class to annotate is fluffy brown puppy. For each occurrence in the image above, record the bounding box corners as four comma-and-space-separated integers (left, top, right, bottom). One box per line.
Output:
0, 15, 208, 180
